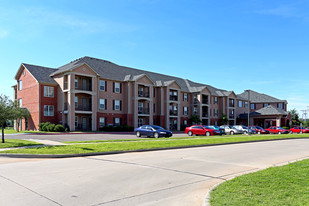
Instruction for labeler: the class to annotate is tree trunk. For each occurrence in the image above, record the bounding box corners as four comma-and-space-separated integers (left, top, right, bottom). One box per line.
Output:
1, 126, 4, 143
16, 118, 19, 132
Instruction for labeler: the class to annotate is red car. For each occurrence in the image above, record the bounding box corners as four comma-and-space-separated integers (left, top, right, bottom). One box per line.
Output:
289, 127, 309, 134
249, 126, 269, 134
185, 125, 220, 136
265, 126, 289, 134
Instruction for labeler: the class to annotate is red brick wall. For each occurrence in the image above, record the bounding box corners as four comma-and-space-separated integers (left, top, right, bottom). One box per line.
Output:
40, 84, 59, 125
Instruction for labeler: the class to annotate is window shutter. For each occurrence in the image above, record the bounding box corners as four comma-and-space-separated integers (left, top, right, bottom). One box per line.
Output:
113, 82, 115, 93
120, 100, 122, 111
113, 100, 115, 110
104, 99, 107, 110
120, 83, 122, 93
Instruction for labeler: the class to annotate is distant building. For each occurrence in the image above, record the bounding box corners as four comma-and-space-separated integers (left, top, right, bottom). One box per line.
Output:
13, 56, 290, 131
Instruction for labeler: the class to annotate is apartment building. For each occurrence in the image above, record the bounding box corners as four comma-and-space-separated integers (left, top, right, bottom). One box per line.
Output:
13, 56, 290, 131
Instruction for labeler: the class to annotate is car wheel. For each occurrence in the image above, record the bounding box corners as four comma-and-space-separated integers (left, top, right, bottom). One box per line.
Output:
244, 131, 247, 134
188, 131, 193, 136
154, 132, 159, 138
205, 131, 210, 136
290, 131, 293, 134
136, 131, 141, 137
230, 131, 234, 135
278, 131, 282, 135
258, 131, 261, 135
300, 131, 303, 134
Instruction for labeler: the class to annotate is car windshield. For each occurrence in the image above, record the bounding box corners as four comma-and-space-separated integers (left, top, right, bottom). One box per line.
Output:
242, 126, 248, 129
256, 126, 263, 130
277, 127, 284, 130
152, 126, 164, 130
231, 126, 237, 129
203, 125, 211, 129
300, 127, 305, 129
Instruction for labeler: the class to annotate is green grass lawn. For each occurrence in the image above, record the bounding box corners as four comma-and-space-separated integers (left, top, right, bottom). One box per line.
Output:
1, 134, 309, 155
210, 158, 309, 205
0, 139, 42, 148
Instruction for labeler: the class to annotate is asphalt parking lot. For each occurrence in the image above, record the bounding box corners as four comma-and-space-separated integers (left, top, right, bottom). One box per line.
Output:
4, 132, 188, 142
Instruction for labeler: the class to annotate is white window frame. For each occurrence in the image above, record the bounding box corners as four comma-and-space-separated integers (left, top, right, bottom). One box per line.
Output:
99, 99, 105, 110
184, 93, 188, 101
44, 86, 54, 97
99, 80, 105, 91
114, 100, 120, 110
244, 101, 248, 108
251, 103, 255, 110
114, 82, 120, 93
184, 107, 188, 115
18, 80, 22, 90
99, 117, 105, 128
114, 117, 120, 126
44, 105, 54, 116
238, 100, 243, 107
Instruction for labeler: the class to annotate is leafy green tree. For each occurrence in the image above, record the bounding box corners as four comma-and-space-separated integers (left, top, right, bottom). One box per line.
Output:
289, 108, 301, 126
221, 113, 229, 125
0, 94, 30, 143
190, 114, 201, 124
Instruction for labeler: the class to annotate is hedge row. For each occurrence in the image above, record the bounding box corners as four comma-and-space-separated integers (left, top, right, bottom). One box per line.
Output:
38, 122, 65, 132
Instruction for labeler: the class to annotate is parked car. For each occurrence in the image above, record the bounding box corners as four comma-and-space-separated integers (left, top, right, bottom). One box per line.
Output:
208, 125, 226, 135
233, 125, 256, 134
135, 125, 173, 138
220, 125, 244, 135
249, 126, 269, 134
185, 125, 220, 136
265, 126, 289, 134
289, 126, 309, 134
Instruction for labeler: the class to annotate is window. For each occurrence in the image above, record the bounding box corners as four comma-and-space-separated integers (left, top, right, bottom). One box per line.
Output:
18, 80, 22, 90
75, 97, 78, 108
184, 93, 188, 101
44, 105, 54, 116
114, 118, 120, 126
184, 120, 188, 125
44, 86, 54, 97
75, 116, 78, 128
238, 100, 243, 107
18, 99, 22, 108
75, 77, 78, 88
99, 99, 105, 110
114, 100, 120, 110
264, 103, 269, 107
244, 101, 248, 108
214, 97, 218, 104
99, 117, 105, 128
114, 82, 120, 93
194, 107, 198, 114
278, 103, 283, 109
184, 107, 188, 115
251, 103, 255, 110
99, 80, 105, 91
214, 109, 218, 116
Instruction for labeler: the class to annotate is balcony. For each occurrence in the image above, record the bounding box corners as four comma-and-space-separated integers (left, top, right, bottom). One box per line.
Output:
202, 95, 209, 104
229, 103, 235, 107
138, 107, 150, 115
75, 105, 92, 111
76, 85, 92, 92
202, 112, 209, 118
138, 91, 150, 98
169, 110, 178, 116
229, 114, 234, 119
169, 95, 178, 101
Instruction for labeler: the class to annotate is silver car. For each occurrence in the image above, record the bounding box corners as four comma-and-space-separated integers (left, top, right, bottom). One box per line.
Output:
220, 125, 244, 135
233, 125, 256, 134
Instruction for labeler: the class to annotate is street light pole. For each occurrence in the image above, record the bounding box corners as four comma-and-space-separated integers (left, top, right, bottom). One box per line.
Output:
247, 90, 250, 135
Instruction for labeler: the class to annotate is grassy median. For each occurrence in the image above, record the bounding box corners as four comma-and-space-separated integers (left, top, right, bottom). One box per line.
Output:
210, 158, 309, 205
0, 139, 42, 148
1, 134, 309, 155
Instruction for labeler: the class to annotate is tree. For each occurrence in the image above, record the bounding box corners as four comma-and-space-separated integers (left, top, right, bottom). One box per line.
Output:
221, 113, 229, 125
0, 94, 29, 143
190, 114, 201, 124
289, 108, 301, 126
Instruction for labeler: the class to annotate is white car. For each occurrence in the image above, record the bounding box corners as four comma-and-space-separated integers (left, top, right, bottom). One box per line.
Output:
220, 125, 244, 135
233, 125, 256, 134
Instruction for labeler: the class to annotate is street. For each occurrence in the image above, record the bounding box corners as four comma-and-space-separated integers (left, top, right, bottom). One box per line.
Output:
1, 139, 309, 206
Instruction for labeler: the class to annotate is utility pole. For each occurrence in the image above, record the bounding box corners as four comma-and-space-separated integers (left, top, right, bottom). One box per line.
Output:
246, 90, 250, 135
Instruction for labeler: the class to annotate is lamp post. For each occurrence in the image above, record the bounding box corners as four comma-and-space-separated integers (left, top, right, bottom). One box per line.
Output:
246, 90, 250, 135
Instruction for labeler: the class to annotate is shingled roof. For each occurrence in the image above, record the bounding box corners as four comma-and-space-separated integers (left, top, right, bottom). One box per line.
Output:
237, 90, 286, 103
50, 56, 231, 94
16, 64, 57, 84
251, 105, 288, 116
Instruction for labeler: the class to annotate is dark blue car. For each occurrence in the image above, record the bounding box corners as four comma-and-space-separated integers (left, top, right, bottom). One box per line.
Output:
134, 125, 173, 138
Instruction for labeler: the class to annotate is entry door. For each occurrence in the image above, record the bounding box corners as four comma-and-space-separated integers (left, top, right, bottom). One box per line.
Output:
82, 98, 87, 110
82, 117, 87, 130
82, 79, 87, 90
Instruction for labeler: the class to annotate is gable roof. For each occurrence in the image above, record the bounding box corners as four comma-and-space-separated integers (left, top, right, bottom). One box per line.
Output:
237, 90, 287, 103
15, 63, 57, 84
251, 105, 288, 116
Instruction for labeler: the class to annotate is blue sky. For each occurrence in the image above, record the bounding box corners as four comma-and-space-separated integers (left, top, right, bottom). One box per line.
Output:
1, 0, 309, 115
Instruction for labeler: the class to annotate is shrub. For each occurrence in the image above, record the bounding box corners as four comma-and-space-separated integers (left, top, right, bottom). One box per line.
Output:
47, 124, 55, 132
42, 122, 51, 131
38, 123, 45, 131
54, 124, 65, 132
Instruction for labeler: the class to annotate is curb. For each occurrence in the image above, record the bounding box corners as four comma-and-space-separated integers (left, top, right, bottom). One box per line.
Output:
1, 137, 309, 159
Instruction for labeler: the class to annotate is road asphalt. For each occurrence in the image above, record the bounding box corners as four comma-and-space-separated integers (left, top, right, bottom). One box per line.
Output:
1, 138, 309, 206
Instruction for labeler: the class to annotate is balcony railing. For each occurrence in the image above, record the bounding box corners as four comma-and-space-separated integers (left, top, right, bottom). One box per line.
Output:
75, 105, 92, 111
76, 86, 92, 92
169, 110, 178, 116
202, 99, 209, 104
193, 99, 198, 104
138, 107, 150, 114
138, 91, 150, 98
229, 114, 234, 119
169, 96, 178, 101
202, 112, 209, 117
